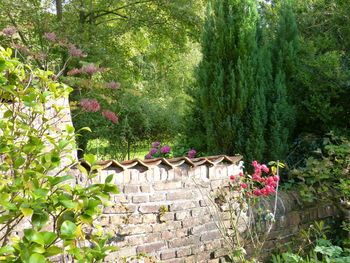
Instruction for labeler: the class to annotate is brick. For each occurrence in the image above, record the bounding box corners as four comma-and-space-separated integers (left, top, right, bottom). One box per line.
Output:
150, 192, 166, 202
182, 216, 210, 228
141, 185, 152, 192
161, 212, 175, 221
103, 204, 137, 213
191, 208, 208, 217
119, 224, 152, 235
143, 214, 158, 223
184, 255, 197, 263
190, 222, 216, 235
163, 259, 185, 263
152, 221, 182, 232
162, 230, 176, 240
204, 239, 222, 251
132, 195, 149, 203
114, 194, 128, 203
170, 201, 197, 212
144, 232, 161, 243
214, 248, 229, 258
175, 211, 191, 221
154, 181, 182, 191
130, 169, 139, 183
136, 241, 166, 254
200, 230, 221, 242
168, 236, 200, 248
161, 250, 176, 260
117, 247, 137, 258
139, 205, 163, 213
167, 191, 193, 200
191, 244, 205, 255
176, 247, 191, 257
125, 235, 145, 246
123, 171, 131, 184
124, 185, 139, 194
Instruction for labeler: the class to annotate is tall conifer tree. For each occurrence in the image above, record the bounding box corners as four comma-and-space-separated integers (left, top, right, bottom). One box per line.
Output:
194, 0, 261, 155
266, 0, 298, 160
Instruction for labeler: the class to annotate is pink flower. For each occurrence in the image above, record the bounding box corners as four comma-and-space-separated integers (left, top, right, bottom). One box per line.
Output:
188, 149, 197, 158
145, 154, 152, 159
149, 148, 158, 155
43, 32, 56, 42
230, 175, 236, 180
253, 190, 261, 196
241, 183, 247, 189
80, 99, 100, 112
102, 110, 119, 124
261, 164, 269, 173
67, 68, 81, 75
160, 145, 171, 154
68, 44, 86, 57
152, 142, 161, 147
2, 26, 16, 36
239, 172, 244, 177
273, 175, 280, 181
252, 161, 258, 167
106, 81, 121, 90
80, 65, 107, 75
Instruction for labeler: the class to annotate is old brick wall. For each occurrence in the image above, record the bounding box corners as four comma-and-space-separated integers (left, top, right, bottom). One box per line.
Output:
74, 162, 340, 263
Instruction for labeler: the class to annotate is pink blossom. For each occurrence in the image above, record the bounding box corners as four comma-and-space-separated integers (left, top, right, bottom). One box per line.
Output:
239, 172, 244, 177
253, 190, 261, 196
261, 164, 269, 173
145, 154, 152, 159
68, 44, 86, 57
252, 161, 258, 167
187, 149, 197, 158
273, 175, 280, 181
152, 142, 161, 147
149, 148, 158, 155
160, 145, 171, 154
106, 81, 121, 90
230, 175, 236, 180
241, 183, 247, 189
67, 68, 81, 75
102, 110, 119, 123
80, 64, 107, 75
43, 32, 56, 42
80, 99, 100, 112
2, 26, 16, 36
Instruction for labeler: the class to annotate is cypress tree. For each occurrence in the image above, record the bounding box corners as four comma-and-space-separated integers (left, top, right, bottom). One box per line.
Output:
265, 0, 298, 161
194, 0, 261, 156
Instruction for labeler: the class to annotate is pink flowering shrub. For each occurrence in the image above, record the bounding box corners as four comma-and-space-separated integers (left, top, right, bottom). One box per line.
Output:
211, 160, 284, 262
145, 142, 171, 159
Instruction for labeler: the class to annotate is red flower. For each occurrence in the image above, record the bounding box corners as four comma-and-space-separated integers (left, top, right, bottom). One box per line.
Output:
230, 175, 236, 180
241, 183, 247, 189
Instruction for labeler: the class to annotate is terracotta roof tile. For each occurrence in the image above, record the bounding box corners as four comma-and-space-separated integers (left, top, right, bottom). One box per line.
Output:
80, 155, 243, 171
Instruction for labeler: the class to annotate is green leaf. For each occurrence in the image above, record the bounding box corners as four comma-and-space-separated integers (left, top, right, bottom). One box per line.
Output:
33, 189, 50, 198
84, 154, 96, 165
3, 110, 12, 118
0, 246, 15, 255
32, 212, 49, 230
49, 175, 74, 186
59, 200, 77, 209
45, 246, 61, 257
0, 215, 12, 224
104, 184, 119, 194
66, 125, 75, 134
60, 221, 77, 239
29, 253, 46, 263
14, 156, 26, 168
20, 207, 34, 217
41, 231, 57, 245
75, 165, 88, 175
105, 174, 114, 184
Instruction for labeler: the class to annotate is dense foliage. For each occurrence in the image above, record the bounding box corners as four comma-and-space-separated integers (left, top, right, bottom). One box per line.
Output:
0, 48, 118, 262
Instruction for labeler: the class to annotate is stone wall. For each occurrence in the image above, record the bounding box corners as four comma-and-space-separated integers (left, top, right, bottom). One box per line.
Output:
74, 160, 340, 263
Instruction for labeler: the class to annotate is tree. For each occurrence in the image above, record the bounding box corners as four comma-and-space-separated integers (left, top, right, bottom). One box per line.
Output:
265, 1, 297, 161
190, 0, 265, 158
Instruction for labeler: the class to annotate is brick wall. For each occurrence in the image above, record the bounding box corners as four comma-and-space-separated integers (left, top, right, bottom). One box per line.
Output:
73, 161, 340, 263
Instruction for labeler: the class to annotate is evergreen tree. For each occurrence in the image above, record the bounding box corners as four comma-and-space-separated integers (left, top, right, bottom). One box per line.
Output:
192, 0, 261, 156
265, 0, 298, 160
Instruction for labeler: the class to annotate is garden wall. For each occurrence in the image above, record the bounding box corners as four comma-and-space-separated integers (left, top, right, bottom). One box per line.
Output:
75, 156, 341, 263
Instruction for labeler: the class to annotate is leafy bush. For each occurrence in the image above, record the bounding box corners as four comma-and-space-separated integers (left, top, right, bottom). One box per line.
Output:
0, 47, 118, 262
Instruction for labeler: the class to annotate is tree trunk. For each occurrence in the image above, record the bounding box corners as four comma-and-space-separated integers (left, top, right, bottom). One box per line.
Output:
56, 0, 63, 21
